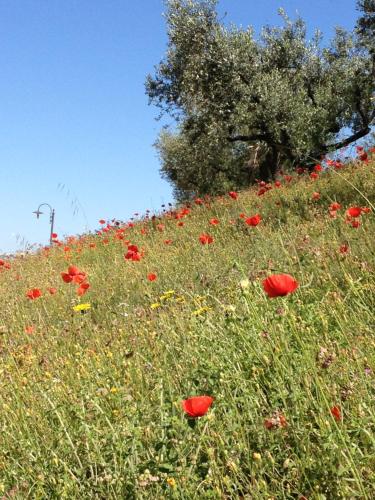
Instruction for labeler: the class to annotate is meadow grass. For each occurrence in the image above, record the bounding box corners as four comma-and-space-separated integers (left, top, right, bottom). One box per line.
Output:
0, 158, 374, 499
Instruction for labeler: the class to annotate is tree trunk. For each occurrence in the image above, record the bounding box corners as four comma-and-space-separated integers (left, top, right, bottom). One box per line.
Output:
258, 145, 279, 181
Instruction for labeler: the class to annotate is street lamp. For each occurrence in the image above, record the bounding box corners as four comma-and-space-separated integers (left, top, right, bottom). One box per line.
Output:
33, 203, 55, 246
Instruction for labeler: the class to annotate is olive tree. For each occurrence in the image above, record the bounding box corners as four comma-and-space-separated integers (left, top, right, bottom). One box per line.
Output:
146, 0, 375, 198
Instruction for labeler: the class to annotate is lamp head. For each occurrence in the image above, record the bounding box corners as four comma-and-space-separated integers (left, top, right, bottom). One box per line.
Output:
33, 209, 43, 219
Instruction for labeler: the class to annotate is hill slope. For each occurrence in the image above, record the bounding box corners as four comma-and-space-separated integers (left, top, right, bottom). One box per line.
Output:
0, 156, 375, 498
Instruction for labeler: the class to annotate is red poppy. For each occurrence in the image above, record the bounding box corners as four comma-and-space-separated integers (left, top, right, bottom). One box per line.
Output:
51, 232, 58, 239
25, 325, 35, 334
124, 244, 142, 261
346, 207, 362, 218
209, 218, 220, 225
245, 214, 262, 227
164, 239, 173, 245
329, 202, 341, 211
199, 233, 214, 245
257, 188, 267, 196
229, 191, 238, 200
177, 221, 184, 227
147, 273, 157, 282
124, 249, 141, 261
26, 288, 42, 300
330, 406, 342, 422
61, 272, 73, 283
99, 219, 106, 224
48, 287, 57, 295
310, 172, 319, 180
339, 244, 349, 254
181, 396, 214, 418
263, 274, 299, 298
274, 180, 281, 187
77, 283, 90, 296
296, 167, 305, 175
361, 206, 371, 214
194, 198, 204, 205
72, 273, 87, 284
314, 164, 323, 172
359, 151, 368, 162
68, 265, 81, 276
264, 412, 287, 430
350, 219, 361, 228
312, 192, 320, 200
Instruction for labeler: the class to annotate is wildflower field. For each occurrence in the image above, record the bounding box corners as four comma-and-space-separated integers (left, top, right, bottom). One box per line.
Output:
1, 154, 375, 499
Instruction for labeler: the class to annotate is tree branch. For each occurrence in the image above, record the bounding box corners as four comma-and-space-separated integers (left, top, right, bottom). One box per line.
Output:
321, 125, 371, 153
227, 133, 268, 143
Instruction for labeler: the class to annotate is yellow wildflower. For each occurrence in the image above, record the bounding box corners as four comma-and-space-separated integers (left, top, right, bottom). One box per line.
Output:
151, 302, 161, 310
73, 303, 91, 312
192, 306, 211, 316
166, 478, 176, 488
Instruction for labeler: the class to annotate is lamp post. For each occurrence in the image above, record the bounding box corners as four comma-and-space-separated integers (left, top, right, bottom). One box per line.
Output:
33, 203, 55, 246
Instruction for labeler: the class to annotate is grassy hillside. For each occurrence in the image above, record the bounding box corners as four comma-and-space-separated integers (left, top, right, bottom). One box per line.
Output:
0, 156, 374, 499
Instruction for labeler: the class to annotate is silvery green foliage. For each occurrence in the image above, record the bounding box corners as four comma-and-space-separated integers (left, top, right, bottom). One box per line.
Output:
146, 0, 374, 199
356, 0, 375, 56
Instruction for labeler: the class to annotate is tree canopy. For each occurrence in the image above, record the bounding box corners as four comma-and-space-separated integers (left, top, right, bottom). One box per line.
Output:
146, 0, 375, 199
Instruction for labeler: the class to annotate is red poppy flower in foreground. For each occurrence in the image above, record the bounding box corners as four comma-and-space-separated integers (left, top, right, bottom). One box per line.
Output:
68, 265, 81, 276
72, 273, 87, 284
229, 191, 238, 200
77, 283, 90, 296
61, 265, 86, 283
263, 274, 299, 298
147, 273, 157, 282
209, 218, 220, 225
124, 244, 142, 261
26, 288, 42, 300
312, 192, 320, 200
199, 233, 214, 245
330, 406, 342, 422
182, 396, 214, 418
346, 206, 362, 218
245, 214, 262, 227
61, 272, 73, 283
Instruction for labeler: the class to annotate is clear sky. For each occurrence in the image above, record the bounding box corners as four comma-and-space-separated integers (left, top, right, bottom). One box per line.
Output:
0, 0, 359, 253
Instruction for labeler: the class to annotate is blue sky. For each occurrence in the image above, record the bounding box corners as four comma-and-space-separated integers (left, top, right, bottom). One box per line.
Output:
0, 0, 359, 253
